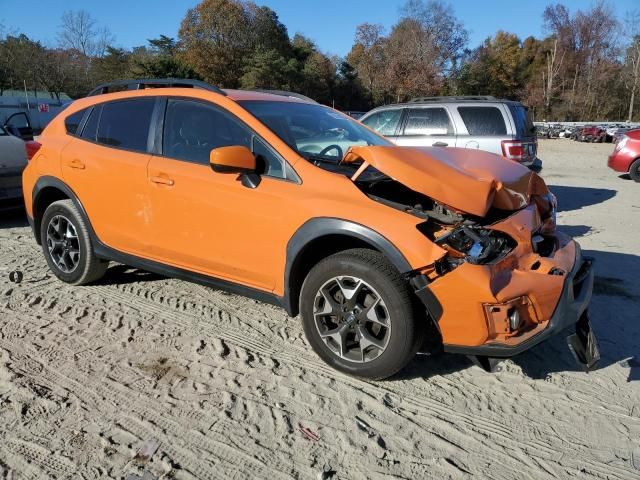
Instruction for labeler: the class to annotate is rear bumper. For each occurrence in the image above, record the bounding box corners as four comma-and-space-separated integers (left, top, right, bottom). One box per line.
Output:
526, 157, 542, 172
442, 244, 593, 357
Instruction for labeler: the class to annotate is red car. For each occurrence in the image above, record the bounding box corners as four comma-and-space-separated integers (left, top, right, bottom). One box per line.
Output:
579, 126, 605, 142
608, 129, 640, 182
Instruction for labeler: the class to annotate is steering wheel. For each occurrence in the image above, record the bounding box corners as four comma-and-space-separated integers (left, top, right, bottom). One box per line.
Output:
318, 144, 343, 160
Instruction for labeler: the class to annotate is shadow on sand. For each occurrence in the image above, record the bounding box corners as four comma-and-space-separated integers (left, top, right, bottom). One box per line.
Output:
549, 185, 616, 212
0, 205, 28, 229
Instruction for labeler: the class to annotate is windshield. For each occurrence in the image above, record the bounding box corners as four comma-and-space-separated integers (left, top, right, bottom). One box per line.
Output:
238, 100, 391, 163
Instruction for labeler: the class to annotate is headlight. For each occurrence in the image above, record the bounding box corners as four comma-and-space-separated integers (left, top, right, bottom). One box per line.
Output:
436, 226, 515, 265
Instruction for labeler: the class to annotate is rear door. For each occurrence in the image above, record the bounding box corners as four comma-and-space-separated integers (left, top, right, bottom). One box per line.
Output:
4, 112, 34, 141
60, 98, 156, 256
395, 106, 456, 147
360, 108, 403, 143
454, 104, 510, 155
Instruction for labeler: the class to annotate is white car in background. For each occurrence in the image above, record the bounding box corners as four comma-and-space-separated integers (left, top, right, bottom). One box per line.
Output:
0, 125, 28, 209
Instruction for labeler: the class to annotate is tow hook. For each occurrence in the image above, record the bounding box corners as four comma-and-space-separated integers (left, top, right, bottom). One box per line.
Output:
567, 311, 600, 371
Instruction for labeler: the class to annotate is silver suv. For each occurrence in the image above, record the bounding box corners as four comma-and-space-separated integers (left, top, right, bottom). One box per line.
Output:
360, 96, 540, 169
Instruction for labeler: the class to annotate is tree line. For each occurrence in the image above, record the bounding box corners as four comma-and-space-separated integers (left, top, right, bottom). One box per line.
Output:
1, 0, 639, 121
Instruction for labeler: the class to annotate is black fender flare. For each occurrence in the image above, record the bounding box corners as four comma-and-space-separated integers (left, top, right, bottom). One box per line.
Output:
282, 218, 413, 316
31, 176, 96, 244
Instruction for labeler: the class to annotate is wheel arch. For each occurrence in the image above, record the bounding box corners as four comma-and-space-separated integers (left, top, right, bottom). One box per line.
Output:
283, 218, 413, 317
32, 177, 93, 245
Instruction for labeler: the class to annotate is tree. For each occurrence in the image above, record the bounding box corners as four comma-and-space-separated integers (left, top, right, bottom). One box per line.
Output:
133, 37, 200, 80
400, 0, 468, 75
457, 32, 524, 99
542, 38, 564, 115
58, 10, 113, 58
179, 0, 293, 88
384, 18, 441, 100
240, 48, 295, 89
347, 23, 386, 103
542, 1, 620, 120
623, 12, 640, 121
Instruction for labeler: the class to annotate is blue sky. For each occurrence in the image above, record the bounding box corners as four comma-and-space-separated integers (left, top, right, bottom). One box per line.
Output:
1, 0, 637, 56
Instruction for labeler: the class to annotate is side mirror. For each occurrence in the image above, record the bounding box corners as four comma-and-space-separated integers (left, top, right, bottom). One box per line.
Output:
210, 145, 256, 174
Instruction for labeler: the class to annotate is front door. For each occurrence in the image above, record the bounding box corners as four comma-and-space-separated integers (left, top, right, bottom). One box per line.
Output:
147, 98, 296, 292
4, 112, 34, 140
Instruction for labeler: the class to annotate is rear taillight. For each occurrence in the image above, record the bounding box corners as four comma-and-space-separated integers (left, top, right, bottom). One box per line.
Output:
614, 136, 628, 152
25, 140, 41, 161
501, 140, 524, 161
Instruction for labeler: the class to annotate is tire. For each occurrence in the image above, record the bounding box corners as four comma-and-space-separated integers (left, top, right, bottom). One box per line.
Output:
299, 248, 424, 380
40, 199, 108, 285
630, 158, 640, 183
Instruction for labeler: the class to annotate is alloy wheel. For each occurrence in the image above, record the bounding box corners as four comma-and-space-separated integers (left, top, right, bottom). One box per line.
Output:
46, 215, 81, 273
313, 276, 391, 363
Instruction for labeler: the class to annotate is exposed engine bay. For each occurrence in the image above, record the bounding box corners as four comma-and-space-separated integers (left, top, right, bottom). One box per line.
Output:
356, 177, 517, 268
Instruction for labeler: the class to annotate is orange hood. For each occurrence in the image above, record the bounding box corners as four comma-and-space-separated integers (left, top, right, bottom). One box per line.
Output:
344, 146, 548, 217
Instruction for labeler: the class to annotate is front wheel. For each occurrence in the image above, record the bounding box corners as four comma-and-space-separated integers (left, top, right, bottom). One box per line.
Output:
299, 249, 423, 379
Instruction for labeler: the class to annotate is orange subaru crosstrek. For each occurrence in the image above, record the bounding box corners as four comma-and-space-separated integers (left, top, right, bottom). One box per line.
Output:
22, 79, 598, 379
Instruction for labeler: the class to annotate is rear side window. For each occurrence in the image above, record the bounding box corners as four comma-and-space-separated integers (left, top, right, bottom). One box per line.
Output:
403, 108, 453, 136
65, 110, 85, 135
361, 109, 402, 136
508, 104, 535, 138
81, 106, 101, 141
457, 107, 506, 135
97, 99, 155, 152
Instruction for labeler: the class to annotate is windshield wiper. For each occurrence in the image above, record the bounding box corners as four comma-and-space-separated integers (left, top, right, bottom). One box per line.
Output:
304, 153, 342, 165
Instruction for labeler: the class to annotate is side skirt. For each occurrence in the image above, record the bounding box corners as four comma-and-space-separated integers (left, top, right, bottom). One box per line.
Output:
92, 242, 286, 311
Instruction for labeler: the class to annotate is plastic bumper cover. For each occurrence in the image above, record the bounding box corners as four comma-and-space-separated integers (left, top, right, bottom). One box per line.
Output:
442, 244, 594, 357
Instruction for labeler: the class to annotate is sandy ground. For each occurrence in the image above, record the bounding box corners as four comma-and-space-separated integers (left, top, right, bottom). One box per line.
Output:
0, 139, 638, 480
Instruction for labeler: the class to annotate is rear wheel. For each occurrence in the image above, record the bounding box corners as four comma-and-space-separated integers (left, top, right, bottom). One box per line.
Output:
41, 200, 108, 285
300, 249, 423, 380
630, 158, 640, 182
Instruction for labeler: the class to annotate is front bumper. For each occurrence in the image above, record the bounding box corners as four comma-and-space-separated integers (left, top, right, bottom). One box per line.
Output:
442, 244, 594, 357
607, 151, 633, 173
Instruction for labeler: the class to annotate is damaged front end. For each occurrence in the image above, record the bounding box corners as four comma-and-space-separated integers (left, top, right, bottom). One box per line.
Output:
344, 145, 597, 370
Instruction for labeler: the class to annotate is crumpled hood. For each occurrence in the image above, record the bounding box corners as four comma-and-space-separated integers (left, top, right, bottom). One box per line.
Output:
344, 146, 548, 217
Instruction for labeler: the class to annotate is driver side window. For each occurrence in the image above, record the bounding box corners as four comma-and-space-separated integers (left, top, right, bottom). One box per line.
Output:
162, 99, 285, 178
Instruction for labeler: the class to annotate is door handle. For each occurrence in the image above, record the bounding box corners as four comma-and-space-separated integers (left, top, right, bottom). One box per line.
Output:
66, 159, 85, 169
150, 175, 175, 186
432, 142, 448, 147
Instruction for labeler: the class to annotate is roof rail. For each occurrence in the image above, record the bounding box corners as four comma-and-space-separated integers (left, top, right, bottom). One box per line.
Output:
87, 78, 227, 97
408, 95, 497, 103
249, 89, 317, 103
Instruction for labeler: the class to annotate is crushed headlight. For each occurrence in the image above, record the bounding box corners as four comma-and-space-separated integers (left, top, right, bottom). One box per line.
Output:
436, 226, 515, 265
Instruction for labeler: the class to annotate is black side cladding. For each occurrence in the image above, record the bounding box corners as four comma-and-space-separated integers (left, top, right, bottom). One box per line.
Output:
410, 274, 443, 323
